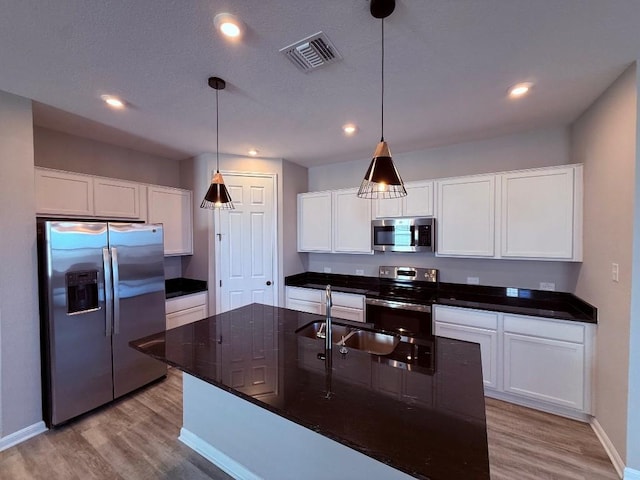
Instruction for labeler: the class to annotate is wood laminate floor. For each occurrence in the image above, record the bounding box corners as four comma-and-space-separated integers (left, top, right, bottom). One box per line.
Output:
0, 369, 619, 480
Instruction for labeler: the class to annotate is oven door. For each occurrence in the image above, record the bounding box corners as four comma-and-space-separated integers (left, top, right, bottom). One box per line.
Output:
366, 298, 432, 338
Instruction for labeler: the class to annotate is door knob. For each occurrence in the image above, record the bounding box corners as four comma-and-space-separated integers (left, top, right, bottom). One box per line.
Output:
266, 281, 272, 286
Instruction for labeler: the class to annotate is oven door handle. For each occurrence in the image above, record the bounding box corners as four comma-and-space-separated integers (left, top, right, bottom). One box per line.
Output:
366, 297, 431, 313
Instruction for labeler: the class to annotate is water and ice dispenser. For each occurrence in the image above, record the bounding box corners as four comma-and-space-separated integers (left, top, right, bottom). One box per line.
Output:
65, 270, 99, 314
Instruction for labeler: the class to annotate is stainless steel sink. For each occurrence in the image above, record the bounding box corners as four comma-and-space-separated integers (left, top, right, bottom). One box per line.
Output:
341, 330, 399, 355
296, 321, 400, 355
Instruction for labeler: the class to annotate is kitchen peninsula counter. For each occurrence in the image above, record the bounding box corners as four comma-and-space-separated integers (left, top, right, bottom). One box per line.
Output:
131, 303, 490, 480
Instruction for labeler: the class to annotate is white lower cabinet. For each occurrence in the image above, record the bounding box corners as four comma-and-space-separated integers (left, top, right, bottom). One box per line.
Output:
433, 304, 594, 420
285, 286, 365, 322
166, 292, 208, 330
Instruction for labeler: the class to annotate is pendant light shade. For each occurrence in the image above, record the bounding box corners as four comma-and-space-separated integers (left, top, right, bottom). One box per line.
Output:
357, 0, 406, 199
200, 76, 234, 210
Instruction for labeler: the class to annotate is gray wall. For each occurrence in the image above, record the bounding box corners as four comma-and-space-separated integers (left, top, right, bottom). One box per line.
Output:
306, 127, 580, 291
0, 91, 42, 437
629, 66, 640, 473
33, 127, 182, 188
282, 159, 309, 276
572, 64, 636, 465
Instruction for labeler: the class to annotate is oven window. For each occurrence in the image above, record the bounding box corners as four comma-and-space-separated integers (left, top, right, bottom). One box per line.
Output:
367, 303, 431, 337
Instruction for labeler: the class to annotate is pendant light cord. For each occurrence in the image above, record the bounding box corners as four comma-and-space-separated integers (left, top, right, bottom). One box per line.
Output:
380, 18, 385, 143
216, 87, 220, 173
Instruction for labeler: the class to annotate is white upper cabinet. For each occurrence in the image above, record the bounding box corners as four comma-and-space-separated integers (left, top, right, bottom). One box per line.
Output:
332, 188, 372, 254
93, 177, 141, 219
298, 191, 332, 252
35, 168, 94, 217
500, 165, 582, 260
147, 186, 193, 256
298, 189, 372, 254
436, 174, 496, 257
373, 180, 433, 218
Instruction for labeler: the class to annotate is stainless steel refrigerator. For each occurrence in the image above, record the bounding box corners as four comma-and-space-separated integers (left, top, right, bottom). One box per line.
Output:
37, 220, 167, 427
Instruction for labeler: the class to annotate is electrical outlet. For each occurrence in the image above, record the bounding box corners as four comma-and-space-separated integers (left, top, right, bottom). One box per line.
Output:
355, 269, 364, 276
539, 282, 555, 291
466, 276, 480, 285
612, 263, 619, 282
323, 267, 332, 274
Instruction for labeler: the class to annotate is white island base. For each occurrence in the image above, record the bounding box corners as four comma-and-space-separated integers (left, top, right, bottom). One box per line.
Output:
178, 373, 414, 480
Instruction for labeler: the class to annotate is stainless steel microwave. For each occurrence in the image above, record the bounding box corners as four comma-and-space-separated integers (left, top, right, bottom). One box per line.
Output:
371, 217, 435, 252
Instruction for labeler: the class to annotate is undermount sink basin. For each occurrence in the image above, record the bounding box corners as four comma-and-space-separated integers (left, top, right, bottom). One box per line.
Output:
295, 321, 400, 355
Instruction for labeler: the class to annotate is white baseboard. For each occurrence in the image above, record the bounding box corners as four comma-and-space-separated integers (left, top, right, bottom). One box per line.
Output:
0, 421, 47, 452
590, 418, 625, 478
179, 427, 260, 480
624, 467, 640, 480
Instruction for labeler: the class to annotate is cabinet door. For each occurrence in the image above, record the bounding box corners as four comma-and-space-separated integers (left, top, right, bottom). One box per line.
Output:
332, 188, 373, 254
435, 322, 498, 389
374, 197, 403, 218
148, 186, 193, 255
503, 333, 584, 410
94, 177, 140, 219
35, 168, 94, 216
501, 166, 576, 259
297, 192, 332, 252
403, 181, 433, 217
436, 175, 495, 257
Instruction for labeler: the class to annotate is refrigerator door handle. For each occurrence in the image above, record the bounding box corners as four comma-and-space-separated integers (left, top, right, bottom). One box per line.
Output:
102, 247, 113, 337
112, 247, 121, 335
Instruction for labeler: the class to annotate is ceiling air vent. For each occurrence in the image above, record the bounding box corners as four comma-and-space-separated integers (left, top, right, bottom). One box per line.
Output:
280, 32, 342, 73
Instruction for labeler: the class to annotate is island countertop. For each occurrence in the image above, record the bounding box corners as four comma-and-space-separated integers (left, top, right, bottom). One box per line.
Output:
131, 303, 490, 480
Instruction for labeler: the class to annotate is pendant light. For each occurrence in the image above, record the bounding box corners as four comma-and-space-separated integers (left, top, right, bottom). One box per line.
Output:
357, 0, 407, 199
200, 76, 235, 210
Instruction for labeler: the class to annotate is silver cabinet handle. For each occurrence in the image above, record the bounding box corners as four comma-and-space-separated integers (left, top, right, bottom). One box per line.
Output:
111, 247, 120, 335
102, 248, 113, 337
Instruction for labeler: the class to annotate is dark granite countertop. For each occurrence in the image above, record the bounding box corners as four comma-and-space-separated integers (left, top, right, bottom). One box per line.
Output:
285, 272, 597, 323
165, 278, 207, 299
131, 303, 490, 480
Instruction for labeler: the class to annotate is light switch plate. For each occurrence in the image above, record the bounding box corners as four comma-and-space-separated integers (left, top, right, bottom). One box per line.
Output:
539, 282, 555, 291
355, 269, 364, 276
466, 276, 480, 285
323, 267, 332, 273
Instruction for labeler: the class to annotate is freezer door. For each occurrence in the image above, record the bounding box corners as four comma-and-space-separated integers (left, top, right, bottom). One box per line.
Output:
39, 221, 113, 426
108, 223, 167, 398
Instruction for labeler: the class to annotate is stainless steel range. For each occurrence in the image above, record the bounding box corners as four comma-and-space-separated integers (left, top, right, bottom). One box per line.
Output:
366, 266, 438, 338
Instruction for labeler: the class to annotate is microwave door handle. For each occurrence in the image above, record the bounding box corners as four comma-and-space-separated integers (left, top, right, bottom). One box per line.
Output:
413, 226, 419, 246
102, 248, 113, 337
111, 247, 120, 335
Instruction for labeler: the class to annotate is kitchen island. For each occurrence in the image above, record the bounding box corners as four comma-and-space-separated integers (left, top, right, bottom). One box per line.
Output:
130, 303, 490, 480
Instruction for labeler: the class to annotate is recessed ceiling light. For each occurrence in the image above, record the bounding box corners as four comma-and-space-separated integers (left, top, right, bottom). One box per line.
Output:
248, 149, 259, 157
100, 94, 125, 109
342, 124, 358, 136
508, 82, 533, 99
214, 13, 243, 39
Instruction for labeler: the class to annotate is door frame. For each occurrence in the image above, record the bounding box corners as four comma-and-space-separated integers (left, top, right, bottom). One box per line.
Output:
213, 171, 279, 314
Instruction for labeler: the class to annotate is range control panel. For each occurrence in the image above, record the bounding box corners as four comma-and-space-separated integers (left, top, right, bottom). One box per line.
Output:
379, 266, 439, 283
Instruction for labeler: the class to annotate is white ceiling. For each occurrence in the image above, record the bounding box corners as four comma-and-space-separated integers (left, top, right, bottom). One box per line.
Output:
2, 1, 640, 167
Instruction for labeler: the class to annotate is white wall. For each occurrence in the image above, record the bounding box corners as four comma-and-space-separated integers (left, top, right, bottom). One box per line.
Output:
572, 64, 636, 466
306, 127, 580, 290
282, 159, 308, 276
0, 91, 42, 437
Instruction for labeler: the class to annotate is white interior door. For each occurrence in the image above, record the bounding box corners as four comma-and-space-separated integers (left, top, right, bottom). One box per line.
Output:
215, 173, 276, 313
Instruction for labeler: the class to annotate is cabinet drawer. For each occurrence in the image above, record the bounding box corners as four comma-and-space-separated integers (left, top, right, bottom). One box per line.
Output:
433, 305, 498, 330
503, 315, 584, 343
167, 305, 207, 329
332, 292, 365, 310
331, 305, 365, 323
166, 291, 207, 314
286, 287, 322, 303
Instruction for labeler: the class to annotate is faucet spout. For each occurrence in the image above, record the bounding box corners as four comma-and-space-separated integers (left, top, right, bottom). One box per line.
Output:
325, 285, 332, 352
